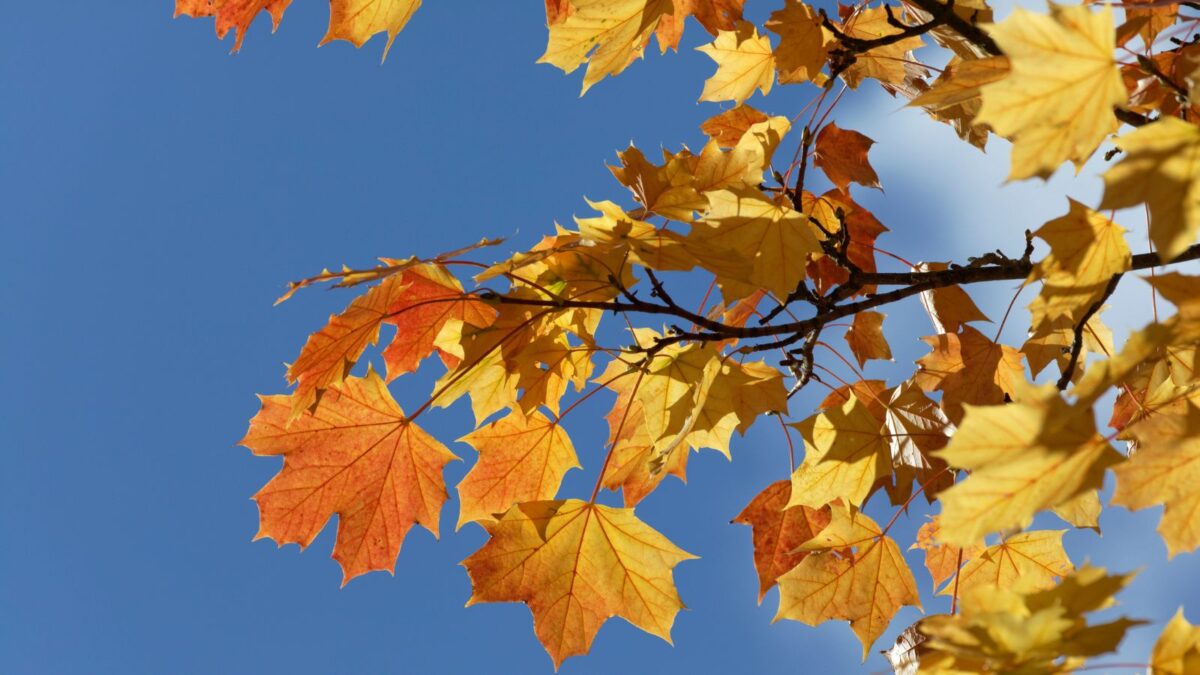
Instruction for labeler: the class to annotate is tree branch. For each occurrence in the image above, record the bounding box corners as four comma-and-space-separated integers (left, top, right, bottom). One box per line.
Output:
484, 243, 1200, 348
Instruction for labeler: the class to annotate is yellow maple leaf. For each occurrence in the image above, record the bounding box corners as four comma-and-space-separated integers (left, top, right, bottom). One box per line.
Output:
462, 500, 696, 668
688, 187, 821, 300
455, 409, 580, 528
910, 55, 1009, 149
911, 55, 1009, 111
321, 0, 421, 61
1151, 609, 1200, 675
575, 199, 697, 270
776, 506, 921, 659
942, 530, 1073, 597
608, 146, 707, 222
975, 3, 1125, 180
921, 565, 1141, 671
241, 368, 459, 585
1100, 117, 1200, 260
1052, 489, 1103, 531
788, 395, 890, 509
539, 0, 673, 94
1112, 404, 1200, 557
690, 115, 790, 193
696, 21, 775, 104
1027, 199, 1131, 330
765, 0, 831, 85
935, 384, 1123, 545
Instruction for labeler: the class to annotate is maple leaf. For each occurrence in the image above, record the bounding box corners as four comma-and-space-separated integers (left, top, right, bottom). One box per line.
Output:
1123, 0, 1179, 47
914, 325, 1025, 424
934, 384, 1122, 546
321, 0, 422, 61
608, 146, 707, 222
688, 186, 821, 300
1152, 609, 1200, 675
462, 500, 696, 668
696, 21, 775, 104
975, 3, 1125, 180
913, 262, 991, 333
1027, 199, 1131, 331
911, 517, 982, 589
455, 409, 580, 528
241, 369, 458, 584
575, 198, 697, 270
284, 264, 491, 418
175, 0, 291, 53
1052, 489, 1103, 532
654, 0, 746, 52
1112, 403, 1200, 557
765, 0, 831, 85
699, 104, 769, 147
788, 395, 890, 509
600, 388, 690, 506
381, 264, 495, 381
734, 480, 831, 602
813, 122, 881, 194
1023, 311, 1113, 380
921, 565, 1141, 672
691, 116, 792, 194
1100, 117, 1200, 260
775, 506, 921, 659
910, 55, 1009, 149
177, 0, 423, 58
540, 0, 672, 94
285, 273, 410, 418
844, 310, 892, 368
942, 529, 1073, 597
431, 302, 566, 424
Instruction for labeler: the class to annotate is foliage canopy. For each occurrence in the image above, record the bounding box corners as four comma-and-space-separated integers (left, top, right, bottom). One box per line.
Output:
179, 0, 1200, 670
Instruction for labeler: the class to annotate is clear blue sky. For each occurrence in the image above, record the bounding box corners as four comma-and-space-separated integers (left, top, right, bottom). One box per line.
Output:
4, 2, 1198, 673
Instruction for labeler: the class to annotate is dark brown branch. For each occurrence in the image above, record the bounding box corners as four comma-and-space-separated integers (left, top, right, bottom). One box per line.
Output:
483, 243, 1200, 346
904, 0, 1000, 55
1056, 273, 1123, 390
821, 2, 957, 78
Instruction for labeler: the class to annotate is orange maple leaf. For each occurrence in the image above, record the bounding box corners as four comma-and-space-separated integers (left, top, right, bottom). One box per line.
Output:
455, 409, 580, 528
734, 480, 832, 601
463, 500, 696, 668
174, 0, 291, 53
814, 122, 882, 194
241, 369, 458, 585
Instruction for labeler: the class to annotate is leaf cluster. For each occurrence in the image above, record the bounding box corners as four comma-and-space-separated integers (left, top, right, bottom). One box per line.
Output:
179, 0, 1200, 670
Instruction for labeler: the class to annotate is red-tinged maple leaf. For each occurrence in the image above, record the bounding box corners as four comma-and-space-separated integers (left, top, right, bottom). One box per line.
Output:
803, 190, 888, 296
175, 0, 292, 52
733, 480, 832, 601
655, 0, 748, 51
241, 369, 458, 585
814, 122, 882, 194
381, 264, 494, 381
